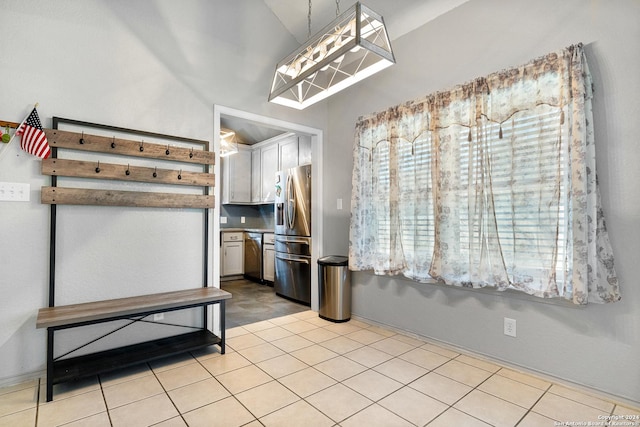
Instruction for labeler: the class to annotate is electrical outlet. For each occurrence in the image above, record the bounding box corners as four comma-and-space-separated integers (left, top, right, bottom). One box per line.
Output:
0, 182, 30, 201
504, 317, 517, 337
153, 313, 164, 321
240, 216, 246, 223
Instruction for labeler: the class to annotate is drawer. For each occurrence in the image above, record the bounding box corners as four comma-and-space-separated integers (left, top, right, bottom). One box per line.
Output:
263, 233, 275, 244
222, 232, 243, 242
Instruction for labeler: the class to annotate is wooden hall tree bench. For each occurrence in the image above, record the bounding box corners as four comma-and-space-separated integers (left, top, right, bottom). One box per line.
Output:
36, 118, 222, 402
36, 287, 231, 402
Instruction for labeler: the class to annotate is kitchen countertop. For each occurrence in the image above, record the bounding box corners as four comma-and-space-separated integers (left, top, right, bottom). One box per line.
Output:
221, 228, 274, 234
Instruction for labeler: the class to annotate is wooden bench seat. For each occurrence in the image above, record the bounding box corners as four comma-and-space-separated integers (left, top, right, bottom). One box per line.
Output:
36, 287, 231, 329
37, 287, 231, 401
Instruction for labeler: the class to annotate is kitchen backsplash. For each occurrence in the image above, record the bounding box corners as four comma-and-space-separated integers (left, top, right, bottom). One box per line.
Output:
220, 204, 275, 229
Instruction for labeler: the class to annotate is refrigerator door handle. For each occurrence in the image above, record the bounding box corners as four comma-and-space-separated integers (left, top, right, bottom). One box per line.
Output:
276, 253, 310, 264
279, 239, 310, 245
286, 173, 296, 229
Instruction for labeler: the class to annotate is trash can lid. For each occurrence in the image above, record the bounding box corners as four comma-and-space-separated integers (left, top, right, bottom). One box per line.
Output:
318, 255, 348, 266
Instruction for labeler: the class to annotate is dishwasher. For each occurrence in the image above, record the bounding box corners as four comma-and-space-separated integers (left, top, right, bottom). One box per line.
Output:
244, 231, 263, 283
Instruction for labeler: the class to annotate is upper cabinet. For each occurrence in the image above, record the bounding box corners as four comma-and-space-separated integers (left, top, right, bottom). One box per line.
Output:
278, 135, 299, 171
298, 135, 312, 165
278, 134, 312, 170
250, 143, 278, 204
221, 145, 252, 204
251, 149, 262, 204
259, 144, 279, 203
222, 134, 312, 205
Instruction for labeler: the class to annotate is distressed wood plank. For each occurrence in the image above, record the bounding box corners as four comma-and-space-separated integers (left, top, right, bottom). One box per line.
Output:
36, 287, 231, 329
44, 129, 215, 165
42, 158, 214, 187
0, 120, 20, 129
41, 187, 214, 209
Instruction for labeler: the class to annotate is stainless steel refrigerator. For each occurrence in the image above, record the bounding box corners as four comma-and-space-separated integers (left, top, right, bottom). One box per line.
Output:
274, 164, 311, 305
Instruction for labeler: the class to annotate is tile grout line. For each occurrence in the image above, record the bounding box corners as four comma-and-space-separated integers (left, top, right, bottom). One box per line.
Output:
228, 328, 387, 425
193, 347, 282, 424
421, 362, 494, 426
147, 360, 191, 426
544, 384, 621, 413
249, 322, 372, 425
96, 374, 114, 427
513, 382, 555, 426
296, 329, 442, 426
451, 358, 572, 426
34, 377, 41, 427
240, 321, 471, 425
5, 309, 639, 426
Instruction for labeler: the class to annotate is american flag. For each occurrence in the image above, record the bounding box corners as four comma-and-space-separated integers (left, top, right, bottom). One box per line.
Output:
16, 108, 51, 159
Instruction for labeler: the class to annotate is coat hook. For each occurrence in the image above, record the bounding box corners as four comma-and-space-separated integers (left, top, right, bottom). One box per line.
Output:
153, 167, 157, 178
177, 169, 182, 180
165, 145, 170, 155
125, 164, 130, 176
139, 140, 144, 152
189, 148, 194, 159
111, 136, 116, 149
95, 161, 100, 173
79, 132, 85, 145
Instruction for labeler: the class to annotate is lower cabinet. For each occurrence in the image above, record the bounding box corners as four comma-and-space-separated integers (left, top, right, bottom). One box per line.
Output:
222, 232, 244, 276
263, 233, 275, 282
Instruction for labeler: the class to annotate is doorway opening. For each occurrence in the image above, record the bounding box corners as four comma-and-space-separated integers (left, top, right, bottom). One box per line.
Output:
212, 105, 324, 314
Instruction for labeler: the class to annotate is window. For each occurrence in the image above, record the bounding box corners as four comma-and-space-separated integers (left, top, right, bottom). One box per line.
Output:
350, 44, 619, 305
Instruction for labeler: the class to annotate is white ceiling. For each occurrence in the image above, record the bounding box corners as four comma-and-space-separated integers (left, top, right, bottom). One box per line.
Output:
224, 0, 470, 145
264, 0, 470, 44
220, 115, 289, 145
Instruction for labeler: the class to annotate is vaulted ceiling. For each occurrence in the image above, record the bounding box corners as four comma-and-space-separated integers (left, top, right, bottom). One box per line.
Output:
264, 0, 469, 44
223, 0, 470, 144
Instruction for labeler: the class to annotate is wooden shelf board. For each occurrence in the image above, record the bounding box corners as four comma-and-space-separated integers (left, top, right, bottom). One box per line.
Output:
42, 158, 214, 187
45, 129, 215, 165
40, 186, 214, 209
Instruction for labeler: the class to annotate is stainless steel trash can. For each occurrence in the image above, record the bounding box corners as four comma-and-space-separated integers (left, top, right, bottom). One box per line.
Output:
318, 256, 350, 322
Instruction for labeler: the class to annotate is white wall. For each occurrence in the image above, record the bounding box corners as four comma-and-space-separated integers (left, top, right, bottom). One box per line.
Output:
0, 0, 327, 384
325, 0, 640, 404
2, 0, 638, 405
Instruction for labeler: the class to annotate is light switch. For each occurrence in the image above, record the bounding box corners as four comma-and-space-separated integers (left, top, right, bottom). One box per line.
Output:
0, 182, 30, 202
337, 198, 343, 210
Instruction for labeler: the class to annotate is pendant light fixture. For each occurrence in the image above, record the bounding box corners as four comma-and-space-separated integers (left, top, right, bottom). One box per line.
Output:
268, 1, 395, 110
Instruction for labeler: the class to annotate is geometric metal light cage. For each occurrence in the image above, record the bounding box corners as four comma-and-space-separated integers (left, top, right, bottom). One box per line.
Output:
268, 2, 395, 110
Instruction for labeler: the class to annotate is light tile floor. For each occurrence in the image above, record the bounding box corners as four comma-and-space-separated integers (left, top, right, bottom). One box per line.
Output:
1, 311, 639, 427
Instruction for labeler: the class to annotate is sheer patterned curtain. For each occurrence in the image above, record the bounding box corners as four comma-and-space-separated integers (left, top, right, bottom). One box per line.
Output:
349, 44, 620, 304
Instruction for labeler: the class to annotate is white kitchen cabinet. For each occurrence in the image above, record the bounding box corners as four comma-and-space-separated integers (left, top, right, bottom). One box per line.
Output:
298, 134, 312, 165
223, 135, 311, 205
278, 135, 299, 171
221, 232, 244, 276
221, 145, 251, 204
263, 233, 275, 282
251, 149, 261, 203
249, 143, 278, 204
260, 144, 279, 203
